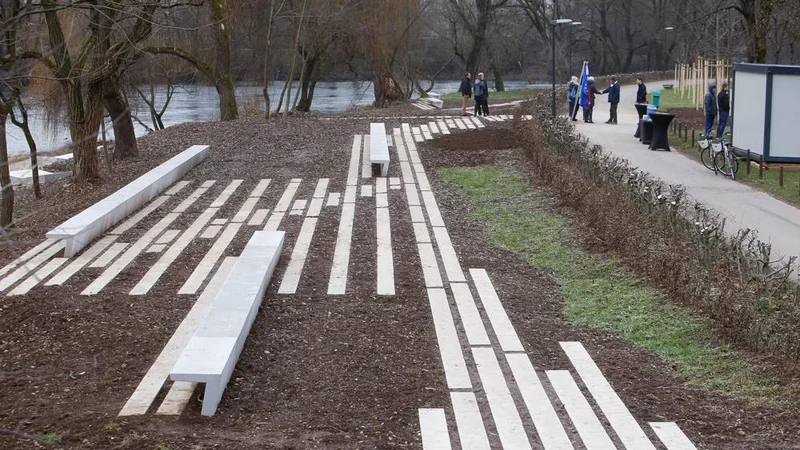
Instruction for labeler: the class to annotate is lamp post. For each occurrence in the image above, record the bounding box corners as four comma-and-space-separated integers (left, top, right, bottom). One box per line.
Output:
567, 22, 583, 77
551, 18, 573, 117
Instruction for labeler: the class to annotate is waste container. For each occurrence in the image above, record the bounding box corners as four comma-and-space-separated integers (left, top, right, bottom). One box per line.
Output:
652, 90, 661, 107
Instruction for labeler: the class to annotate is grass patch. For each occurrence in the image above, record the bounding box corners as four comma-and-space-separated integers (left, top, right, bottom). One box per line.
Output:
651, 87, 698, 109
668, 127, 800, 207
439, 165, 786, 404
440, 89, 540, 102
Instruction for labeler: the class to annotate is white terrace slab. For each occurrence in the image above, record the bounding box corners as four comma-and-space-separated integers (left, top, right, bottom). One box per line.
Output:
170, 230, 285, 416
370, 123, 391, 177
10, 169, 70, 185
46, 145, 210, 257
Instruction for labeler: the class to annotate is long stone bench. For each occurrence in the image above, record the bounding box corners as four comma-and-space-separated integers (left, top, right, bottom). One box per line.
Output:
170, 230, 285, 416
47, 145, 210, 257
370, 123, 391, 177
421, 96, 444, 109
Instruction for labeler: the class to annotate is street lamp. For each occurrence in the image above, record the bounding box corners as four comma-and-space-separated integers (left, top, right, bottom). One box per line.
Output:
551, 18, 573, 117
567, 22, 583, 78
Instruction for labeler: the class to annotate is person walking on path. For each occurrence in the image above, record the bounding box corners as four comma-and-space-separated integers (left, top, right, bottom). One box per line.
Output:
473, 73, 490, 116
600, 76, 620, 124
568, 76, 580, 121
583, 77, 599, 123
704, 84, 717, 136
636, 77, 648, 104
458, 72, 472, 116
717, 83, 730, 138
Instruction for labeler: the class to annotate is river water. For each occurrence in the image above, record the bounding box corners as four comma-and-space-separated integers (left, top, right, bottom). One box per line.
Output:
5, 80, 535, 157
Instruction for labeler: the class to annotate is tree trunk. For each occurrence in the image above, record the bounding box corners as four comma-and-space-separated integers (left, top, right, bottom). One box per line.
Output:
215, 78, 239, 121
373, 70, 404, 107
263, 0, 277, 118
102, 77, 138, 159
491, 61, 505, 92
0, 108, 15, 228
297, 57, 318, 112
210, 0, 238, 120
69, 83, 104, 182
9, 98, 41, 199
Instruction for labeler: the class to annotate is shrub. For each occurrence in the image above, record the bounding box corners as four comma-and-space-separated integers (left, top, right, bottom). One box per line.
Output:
513, 96, 800, 362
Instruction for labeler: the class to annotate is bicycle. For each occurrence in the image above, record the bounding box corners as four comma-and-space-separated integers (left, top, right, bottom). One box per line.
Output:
712, 136, 739, 179
697, 133, 717, 171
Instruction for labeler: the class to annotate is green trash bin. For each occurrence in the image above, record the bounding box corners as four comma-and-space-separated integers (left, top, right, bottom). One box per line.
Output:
652, 90, 661, 108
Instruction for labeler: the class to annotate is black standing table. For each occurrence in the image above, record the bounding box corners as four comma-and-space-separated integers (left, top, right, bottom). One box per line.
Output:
649, 112, 675, 151
634, 103, 649, 138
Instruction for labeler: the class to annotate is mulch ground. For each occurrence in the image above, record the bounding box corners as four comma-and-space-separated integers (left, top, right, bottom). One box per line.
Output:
421, 127, 800, 449
1, 104, 796, 449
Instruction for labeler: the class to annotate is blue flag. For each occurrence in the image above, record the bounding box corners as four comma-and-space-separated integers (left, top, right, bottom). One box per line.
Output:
579, 62, 590, 108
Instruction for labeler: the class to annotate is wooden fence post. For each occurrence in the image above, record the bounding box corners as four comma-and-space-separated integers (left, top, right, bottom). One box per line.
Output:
746, 150, 751, 176
780, 166, 784, 187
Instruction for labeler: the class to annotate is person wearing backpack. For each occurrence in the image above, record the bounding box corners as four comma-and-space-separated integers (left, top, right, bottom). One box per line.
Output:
568, 76, 579, 121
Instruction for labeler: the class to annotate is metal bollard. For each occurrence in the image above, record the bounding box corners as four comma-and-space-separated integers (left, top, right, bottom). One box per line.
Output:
759, 160, 764, 180
691, 129, 695, 147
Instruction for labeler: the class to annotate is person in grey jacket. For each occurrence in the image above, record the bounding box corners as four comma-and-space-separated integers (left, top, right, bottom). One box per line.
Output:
473, 73, 489, 116
704, 84, 717, 136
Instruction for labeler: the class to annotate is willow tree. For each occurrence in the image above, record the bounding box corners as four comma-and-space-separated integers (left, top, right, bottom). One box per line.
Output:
150, 0, 239, 121
447, 0, 510, 76
20, 0, 157, 180
355, 0, 425, 107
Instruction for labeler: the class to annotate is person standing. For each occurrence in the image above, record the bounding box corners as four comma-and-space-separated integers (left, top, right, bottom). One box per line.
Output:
601, 76, 620, 124
568, 76, 580, 121
704, 84, 717, 137
584, 77, 599, 123
636, 77, 648, 104
473, 73, 490, 116
458, 72, 472, 116
716, 83, 730, 138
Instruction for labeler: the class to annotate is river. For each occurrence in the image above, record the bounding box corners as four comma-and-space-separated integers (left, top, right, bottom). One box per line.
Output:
5, 80, 536, 157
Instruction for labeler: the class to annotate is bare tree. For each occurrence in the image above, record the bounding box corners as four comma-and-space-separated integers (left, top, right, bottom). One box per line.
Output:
149, 0, 239, 120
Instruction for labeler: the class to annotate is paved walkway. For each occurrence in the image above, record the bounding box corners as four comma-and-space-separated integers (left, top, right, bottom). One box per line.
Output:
575, 82, 800, 261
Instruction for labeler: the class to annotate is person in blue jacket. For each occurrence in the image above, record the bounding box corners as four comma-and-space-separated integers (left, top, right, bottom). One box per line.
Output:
704, 84, 717, 136
568, 76, 579, 121
600, 76, 620, 124
473, 72, 489, 116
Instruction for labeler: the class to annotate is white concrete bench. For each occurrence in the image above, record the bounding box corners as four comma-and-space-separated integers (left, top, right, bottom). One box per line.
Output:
370, 123, 391, 177
421, 97, 444, 109
46, 145, 210, 257
170, 230, 285, 416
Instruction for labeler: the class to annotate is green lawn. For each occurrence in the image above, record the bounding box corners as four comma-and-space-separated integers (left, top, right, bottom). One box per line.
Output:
439, 165, 789, 406
652, 87, 699, 109
440, 89, 540, 102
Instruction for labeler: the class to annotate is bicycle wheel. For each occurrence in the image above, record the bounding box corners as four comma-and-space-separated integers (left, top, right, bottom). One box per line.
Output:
700, 148, 715, 170
728, 154, 739, 179
713, 152, 738, 177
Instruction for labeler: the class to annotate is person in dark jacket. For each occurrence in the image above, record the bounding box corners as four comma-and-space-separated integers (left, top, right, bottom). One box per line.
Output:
458, 72, 472, 116
704, 84, 717, 136
600, 76, 620, 124
583, 77, 599, 123
716, 83, 730, 138
636, 77, 648, 104
473, 72, 489, 116
568, 76, 580, 121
